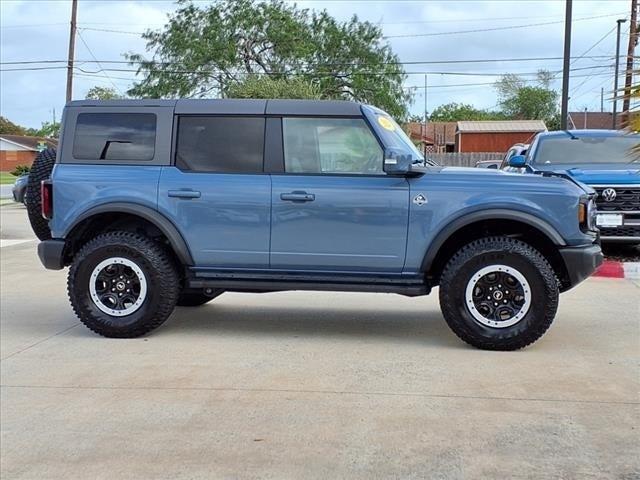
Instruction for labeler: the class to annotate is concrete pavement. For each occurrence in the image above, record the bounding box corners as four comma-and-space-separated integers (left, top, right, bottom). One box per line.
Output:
0, 185, 13, 199
1, 203, 639, 479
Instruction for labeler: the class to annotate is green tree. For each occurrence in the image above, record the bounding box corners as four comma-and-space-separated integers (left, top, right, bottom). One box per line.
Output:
225, 76, 321, 99
85, 86, 124, 100
25, 121, 61, 139
0, 116, 27, 135
126, 0, 411, 119
429, 102, 505, 122
495, 70, 559, 124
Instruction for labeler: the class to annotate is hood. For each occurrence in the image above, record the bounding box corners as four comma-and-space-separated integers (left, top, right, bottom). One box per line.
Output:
561, 166, 640, 185
440, 166, 508, 175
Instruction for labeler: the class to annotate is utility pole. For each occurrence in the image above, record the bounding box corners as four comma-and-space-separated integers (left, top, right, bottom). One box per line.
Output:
560, 0, 572, 130
423, 74, 427, 157
613, 18, 627, 129
622, 0, 638, 119
601, 87, 604, 112
66, 0, 78, 103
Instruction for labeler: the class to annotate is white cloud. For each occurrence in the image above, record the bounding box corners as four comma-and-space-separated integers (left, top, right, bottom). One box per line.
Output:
0, 0, 633, 127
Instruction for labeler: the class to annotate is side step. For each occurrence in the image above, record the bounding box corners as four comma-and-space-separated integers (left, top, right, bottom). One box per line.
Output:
187, 269, 430, 297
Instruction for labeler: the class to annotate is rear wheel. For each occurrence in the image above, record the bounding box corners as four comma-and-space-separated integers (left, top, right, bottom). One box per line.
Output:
176, 290, 224, 307
439, 236, 559, 350
26, 148, 56, 240
68, 231, 179, 338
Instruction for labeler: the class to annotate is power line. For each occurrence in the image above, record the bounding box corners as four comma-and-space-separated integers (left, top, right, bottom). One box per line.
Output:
75, 29, 123, 94
383, 12, 629, 39
0, 55, 620, 67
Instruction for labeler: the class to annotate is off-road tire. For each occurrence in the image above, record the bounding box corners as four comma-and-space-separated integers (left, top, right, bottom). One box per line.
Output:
26, 148, 56, 240
68, 231, 180, 338
439, 236, 559, 351
176, 290, 224, 307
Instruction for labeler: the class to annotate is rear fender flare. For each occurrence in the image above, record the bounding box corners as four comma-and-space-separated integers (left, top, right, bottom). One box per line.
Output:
64, 202, 194, 266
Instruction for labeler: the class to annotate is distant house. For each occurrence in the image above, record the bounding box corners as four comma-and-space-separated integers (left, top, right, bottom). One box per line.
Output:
406, 122, 457, 153
0, 135, 57, 172
567, 111, 615, 130
455, 120, 546, 153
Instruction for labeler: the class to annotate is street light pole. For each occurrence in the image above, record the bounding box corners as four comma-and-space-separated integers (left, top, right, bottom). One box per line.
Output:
560, 0, 572, 130
613, 18, 627, 129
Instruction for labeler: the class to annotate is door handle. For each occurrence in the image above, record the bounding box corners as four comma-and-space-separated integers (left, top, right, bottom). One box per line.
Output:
280, 192, 315, 202
168, 189, 201, 199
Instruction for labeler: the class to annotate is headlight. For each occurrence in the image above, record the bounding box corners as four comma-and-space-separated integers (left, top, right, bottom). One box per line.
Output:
578, 198, 597, 232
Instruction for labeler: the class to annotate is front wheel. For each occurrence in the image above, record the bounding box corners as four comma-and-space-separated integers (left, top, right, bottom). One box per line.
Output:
68, 231, 180, 338
439, 237, 559, 351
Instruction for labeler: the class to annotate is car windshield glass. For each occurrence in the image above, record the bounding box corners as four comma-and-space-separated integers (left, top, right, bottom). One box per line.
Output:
369, 112, 424, 161
533, 135, 640, 165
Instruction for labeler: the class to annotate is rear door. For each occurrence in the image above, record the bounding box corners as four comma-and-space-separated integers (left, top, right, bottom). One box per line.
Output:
158, 112, 271, 268
269, 116, 410, 272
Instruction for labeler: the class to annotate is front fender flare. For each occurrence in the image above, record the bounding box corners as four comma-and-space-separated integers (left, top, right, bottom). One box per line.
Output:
420, 208, 566, 272
64, 202, 194, 266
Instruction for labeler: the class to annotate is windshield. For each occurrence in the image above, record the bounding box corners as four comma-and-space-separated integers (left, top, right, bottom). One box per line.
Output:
533, 135, 640, 165
363, 107, 424, 161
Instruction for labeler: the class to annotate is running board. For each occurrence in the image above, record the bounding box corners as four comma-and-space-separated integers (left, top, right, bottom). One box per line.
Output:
187, 269, 430, 297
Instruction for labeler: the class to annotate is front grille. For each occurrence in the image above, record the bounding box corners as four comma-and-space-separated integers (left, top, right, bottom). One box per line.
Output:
594, 186, 640, 212
599, 226, 640, 237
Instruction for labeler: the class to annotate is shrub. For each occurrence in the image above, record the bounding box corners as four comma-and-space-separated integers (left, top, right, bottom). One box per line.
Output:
11, 165, 31, 176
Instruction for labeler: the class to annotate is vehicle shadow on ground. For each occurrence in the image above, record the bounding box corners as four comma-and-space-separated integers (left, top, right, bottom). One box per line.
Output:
161, 300, 462, 348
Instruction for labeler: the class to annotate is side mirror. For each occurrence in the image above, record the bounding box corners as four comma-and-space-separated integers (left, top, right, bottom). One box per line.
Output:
508, 154, 526, 168
384, 148, 415, 175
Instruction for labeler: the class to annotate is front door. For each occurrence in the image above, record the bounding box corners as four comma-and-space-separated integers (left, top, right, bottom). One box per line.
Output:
270, 117, 409, 272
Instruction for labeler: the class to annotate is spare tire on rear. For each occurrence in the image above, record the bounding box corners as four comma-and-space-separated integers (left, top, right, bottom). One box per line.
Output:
26, 148, 56, 241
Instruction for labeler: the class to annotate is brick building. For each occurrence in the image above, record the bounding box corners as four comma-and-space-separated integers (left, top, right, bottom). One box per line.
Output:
0, 135, 57, 172
455, 120, 546, 153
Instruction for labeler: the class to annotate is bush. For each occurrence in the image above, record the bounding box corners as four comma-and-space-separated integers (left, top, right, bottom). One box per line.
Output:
11, 165, 31, 176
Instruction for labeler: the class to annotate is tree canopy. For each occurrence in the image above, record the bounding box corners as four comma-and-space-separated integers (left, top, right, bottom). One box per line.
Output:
126, 0, 411, 118
0, 116, 60, 138
428, 102, 505, 122
495, 70, 559, 125
86, 86, 125, 100
0, 116, 26, 135
225, 76, 321, 99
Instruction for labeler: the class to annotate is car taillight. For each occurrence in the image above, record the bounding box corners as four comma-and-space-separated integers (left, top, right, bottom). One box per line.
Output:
41, 180, 53, 219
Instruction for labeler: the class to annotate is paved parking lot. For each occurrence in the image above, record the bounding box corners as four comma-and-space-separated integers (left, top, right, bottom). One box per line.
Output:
1, 202, 639, 479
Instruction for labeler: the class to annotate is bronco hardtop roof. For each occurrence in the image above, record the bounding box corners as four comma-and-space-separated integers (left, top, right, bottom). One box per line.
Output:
67, 98, 363, 116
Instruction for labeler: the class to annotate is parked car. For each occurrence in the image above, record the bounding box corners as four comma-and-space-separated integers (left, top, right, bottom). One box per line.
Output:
474, 160, 501, 169
504, 130, 639, 244
29, 99, 602, 350
11, 174, 28, 204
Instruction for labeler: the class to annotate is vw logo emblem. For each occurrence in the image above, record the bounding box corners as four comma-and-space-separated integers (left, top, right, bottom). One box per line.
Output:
601, 188, 617, 202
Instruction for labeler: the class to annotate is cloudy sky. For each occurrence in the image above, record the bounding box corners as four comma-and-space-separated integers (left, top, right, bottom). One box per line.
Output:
0, 0, 633, 128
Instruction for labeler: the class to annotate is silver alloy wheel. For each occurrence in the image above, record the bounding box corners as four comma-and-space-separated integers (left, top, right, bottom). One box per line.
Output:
464, 264, 531, 328
89, 257, 147, 317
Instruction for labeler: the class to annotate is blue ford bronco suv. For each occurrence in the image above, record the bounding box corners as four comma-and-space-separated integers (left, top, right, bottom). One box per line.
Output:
504, 129, 640, 244
29, 99, 602, 350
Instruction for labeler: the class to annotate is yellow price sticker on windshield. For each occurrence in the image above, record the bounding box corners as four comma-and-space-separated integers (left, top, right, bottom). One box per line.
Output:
378, 116, 395, 131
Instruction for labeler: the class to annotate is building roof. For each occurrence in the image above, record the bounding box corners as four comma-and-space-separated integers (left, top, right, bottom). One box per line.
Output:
456, 120, 547, 133
0, 135, 57, 151
567, 112, 614, 130
406, 121, 457, 144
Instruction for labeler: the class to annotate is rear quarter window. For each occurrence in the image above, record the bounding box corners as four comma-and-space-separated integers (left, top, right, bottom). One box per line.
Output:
72, 113, 156, 161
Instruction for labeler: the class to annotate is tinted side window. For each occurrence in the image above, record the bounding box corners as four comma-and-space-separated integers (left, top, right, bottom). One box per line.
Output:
282, 118, 383, 174
73, 113, 156, 161
176, 116, 265, 173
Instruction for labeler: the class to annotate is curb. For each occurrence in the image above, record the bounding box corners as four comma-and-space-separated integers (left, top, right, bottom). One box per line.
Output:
594, 260, 640, 279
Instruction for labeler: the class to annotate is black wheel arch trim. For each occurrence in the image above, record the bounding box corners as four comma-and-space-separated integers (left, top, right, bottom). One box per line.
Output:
421, 208, 566, 272
64, 202, 194, 266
